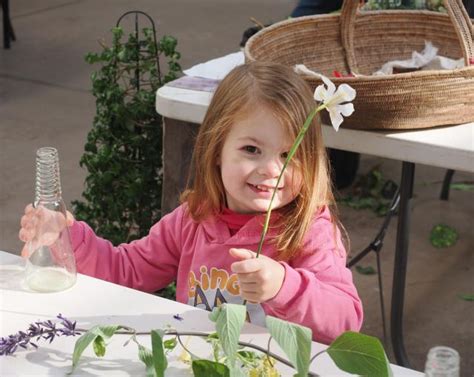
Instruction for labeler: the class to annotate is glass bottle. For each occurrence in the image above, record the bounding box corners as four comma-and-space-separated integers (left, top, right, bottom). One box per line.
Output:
424, 346, 460, 377
25, 147, 77, 292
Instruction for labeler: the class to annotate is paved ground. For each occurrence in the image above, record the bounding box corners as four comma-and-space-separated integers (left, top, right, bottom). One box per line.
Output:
1, 1, 473, 375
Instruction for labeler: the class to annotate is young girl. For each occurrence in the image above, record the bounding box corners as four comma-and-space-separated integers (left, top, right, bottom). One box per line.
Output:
19, 61, 363, 344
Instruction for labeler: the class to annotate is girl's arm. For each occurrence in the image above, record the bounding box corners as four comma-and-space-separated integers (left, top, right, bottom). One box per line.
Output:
262, 209, 363, 344
70, 206, 184, 293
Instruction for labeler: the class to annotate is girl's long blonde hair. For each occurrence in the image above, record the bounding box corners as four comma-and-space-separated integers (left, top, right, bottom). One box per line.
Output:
182, 61, 340, 260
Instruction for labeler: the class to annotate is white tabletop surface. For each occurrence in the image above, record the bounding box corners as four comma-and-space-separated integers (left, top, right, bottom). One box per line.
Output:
0, 250, 422, 376
156, 84, 474, 174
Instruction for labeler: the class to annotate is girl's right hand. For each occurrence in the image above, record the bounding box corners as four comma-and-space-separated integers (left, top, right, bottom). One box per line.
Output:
19, 204, 75, 258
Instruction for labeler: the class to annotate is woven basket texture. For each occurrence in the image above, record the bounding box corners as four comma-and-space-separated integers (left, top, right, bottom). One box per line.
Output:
244, 0, 474, 130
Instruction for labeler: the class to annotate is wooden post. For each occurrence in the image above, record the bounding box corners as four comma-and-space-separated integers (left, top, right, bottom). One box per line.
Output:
161, 117, 199, 215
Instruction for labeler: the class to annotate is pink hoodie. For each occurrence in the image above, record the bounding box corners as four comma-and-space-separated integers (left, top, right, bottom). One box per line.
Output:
70, 204, 363, 344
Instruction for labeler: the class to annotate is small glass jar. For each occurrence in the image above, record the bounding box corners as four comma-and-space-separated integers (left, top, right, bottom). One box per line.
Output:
424, 346, 460, 377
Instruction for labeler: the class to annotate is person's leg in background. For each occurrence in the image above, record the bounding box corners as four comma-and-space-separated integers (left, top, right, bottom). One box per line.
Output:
462, 0, 473, 17
290, 0, 343, 17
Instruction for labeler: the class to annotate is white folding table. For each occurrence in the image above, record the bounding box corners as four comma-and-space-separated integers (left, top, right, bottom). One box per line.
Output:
0, 251, 423, 376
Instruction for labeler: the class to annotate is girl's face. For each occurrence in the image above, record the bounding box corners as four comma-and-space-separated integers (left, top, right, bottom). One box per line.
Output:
218, 106, 302, 214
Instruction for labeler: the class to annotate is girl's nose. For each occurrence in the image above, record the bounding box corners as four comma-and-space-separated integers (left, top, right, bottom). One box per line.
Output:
257, 157, 282, 177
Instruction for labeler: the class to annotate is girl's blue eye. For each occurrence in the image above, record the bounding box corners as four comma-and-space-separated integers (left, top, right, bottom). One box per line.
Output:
243, 146, 259, 154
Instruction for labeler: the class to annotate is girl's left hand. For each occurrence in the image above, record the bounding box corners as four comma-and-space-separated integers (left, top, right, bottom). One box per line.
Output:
229, 248, 285, 303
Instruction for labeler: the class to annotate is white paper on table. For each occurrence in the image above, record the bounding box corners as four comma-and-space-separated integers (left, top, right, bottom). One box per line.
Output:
183, 51, 245, 80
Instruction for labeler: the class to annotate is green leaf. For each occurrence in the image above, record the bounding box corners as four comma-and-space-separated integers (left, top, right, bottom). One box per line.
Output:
458, 294, 474, 301
137, 344, 157, 377
207, 332, 219, 340
430, 224, 458, 248
209, 304, 246, 369
326, 331, 392, 377
71, 325, 123, 372
355, 265, 377, 275
237, 350, 259, 363
163, 337, 177, 351
337, 167, 394, 217
192, 360, 230, 377
450, 183, 474, 191
93, 336, 106, 357
265, 315, 312, 377
151, 330, 167, 377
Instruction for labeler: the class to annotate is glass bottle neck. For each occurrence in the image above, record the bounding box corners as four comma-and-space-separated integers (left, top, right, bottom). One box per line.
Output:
35, 147, 62, 205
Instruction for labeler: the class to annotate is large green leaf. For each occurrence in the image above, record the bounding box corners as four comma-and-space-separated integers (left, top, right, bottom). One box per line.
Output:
151, 330, 167, 377
209, 304, 246, 369
192, 359, 230, 377
71, 325, 123, 372
265, 315, 312, 377
326, 331, 392, 377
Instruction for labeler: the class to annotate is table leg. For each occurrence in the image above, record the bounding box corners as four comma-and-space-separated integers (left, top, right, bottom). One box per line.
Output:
2, 0, 15, 49
440, 169, 455, 201
391, 161, 415, 367
161, 117, 199, 215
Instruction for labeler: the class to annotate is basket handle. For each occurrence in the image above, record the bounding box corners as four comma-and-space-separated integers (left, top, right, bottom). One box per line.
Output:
340, 0, 474, 73
444, 0, 474, 65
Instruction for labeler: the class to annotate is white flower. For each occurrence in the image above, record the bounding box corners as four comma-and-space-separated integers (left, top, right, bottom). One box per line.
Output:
313, 75, 356, 131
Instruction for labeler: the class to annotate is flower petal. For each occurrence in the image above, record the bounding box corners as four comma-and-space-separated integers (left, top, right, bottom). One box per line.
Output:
314, 84, 327, 102
320, 75, 336, 97
336, 84, 357, 102
328, 108, 343, 131
294, 64, 321, 78
336, 103, 355, 117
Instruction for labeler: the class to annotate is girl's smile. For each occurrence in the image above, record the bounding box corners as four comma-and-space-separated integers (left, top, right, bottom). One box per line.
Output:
247, 183, 283, 196
219, 105, 302, 214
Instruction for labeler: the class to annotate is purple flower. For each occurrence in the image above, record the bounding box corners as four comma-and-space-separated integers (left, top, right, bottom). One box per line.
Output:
0, 314, 81, 356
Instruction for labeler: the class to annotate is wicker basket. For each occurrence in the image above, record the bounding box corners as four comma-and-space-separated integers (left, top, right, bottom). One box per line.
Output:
244, 0, 474, 130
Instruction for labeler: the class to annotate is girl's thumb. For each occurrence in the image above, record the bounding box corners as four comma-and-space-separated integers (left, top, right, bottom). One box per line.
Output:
65, 210, 75, 227
229, 248, 256, 260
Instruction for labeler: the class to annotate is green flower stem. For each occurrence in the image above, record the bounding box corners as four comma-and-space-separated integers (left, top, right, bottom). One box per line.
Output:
255, 103, 326, 258
77, 327, 319, 376
175, 332, 202, 360
242, 104, 326, 307
309, 349, 326, 364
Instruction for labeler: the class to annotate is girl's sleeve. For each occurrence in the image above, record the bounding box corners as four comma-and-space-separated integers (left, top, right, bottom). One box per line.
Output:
69, 206, 184, 293
262, 209, 363, 344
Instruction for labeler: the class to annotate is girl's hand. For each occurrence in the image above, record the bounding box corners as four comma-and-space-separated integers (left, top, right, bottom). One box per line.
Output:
19, 204, 74, 258
229, 248, 285, 303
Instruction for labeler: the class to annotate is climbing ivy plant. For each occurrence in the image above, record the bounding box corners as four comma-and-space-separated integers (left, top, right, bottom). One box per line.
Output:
72, 26, 181, 298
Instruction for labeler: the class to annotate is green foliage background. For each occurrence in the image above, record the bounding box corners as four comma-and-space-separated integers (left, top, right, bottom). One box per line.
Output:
72, 26, 181, 298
